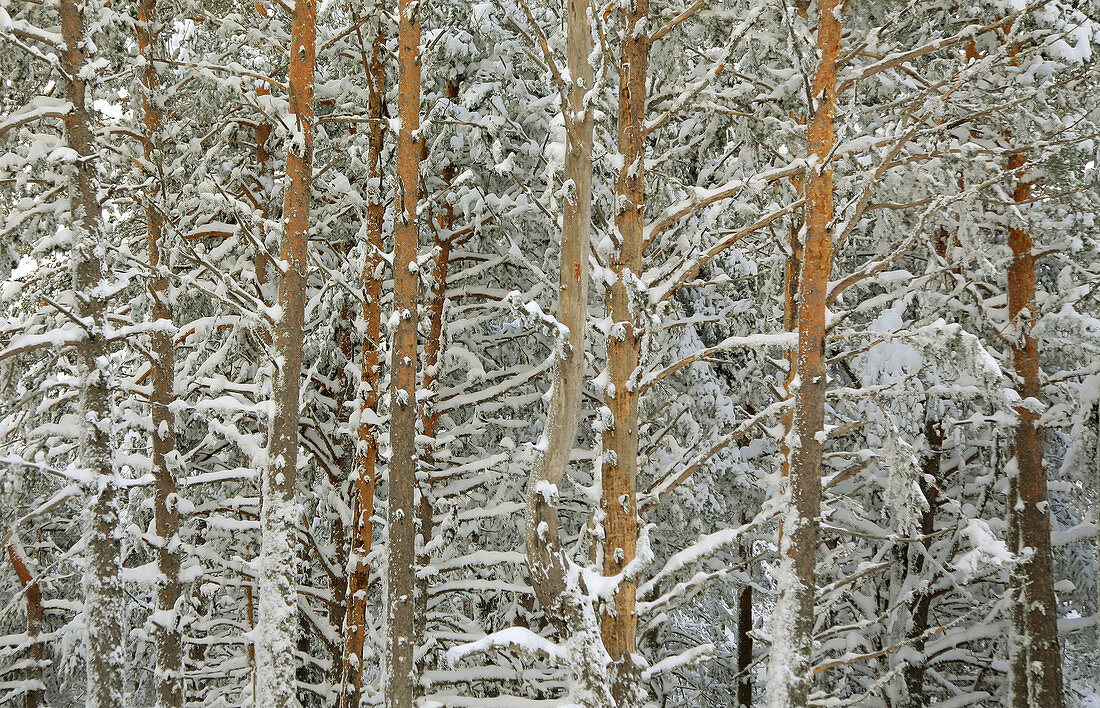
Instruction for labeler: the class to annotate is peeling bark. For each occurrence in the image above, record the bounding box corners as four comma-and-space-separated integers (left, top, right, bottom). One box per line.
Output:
600, 0, 649, 702
338, 14, 387, 708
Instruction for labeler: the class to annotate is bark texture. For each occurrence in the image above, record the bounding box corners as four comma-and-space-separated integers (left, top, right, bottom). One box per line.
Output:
898, 419, 942, 708
600, 0, 649, 703
766, 2, 840, 706
58, 1, 126, 704
1005, 151, 1065, 708
522, 0, 609, 703
7, 542, 44, 708
257, 0, 316, 703
136, 0, 185, 703
338, 15, 387, 708
386, 0, 423, 701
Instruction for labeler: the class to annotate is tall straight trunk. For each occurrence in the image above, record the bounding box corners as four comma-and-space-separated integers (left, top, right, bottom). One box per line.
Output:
524, 0, 594, 630
1005, 152, 1065, 708
58, 1, 126, 704
766, 2, 840, 706
600, 2, 648, 704
523, 0, 608, 704
338, 16, 387, 708
6, 542, 44, 708
386, 0, 422, 701
257, 0, 316, 702
135, 1, 184, 704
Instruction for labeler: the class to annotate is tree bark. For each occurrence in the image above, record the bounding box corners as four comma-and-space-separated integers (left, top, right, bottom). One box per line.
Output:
523, 0, 608, 703
257, 0, 316, 702
1005, 151, 1065, 708
524, 0, 593, 632
899, 419, 941, 708
338, 16, 387, 708
766, 2, 840, 706
386, 0, 423, 700
600, 0, 649, 703
58, 1, 126, 704
415, 75, 460, 686
7, 542, 45, 708
135, 0, 185, 703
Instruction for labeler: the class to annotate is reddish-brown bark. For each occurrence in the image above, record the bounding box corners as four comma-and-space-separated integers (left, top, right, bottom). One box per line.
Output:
1005, 152, 1065, 708
136, 0, 185, 703
6, 542, 44, 708
338, 16, 388, 708
600, 0, 649, 703
257, 0, 317, 702
766, 2, 841, 706
386, 0, 423, 700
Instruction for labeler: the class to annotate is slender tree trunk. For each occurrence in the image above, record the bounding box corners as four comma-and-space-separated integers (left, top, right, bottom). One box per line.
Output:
251, 3, 275, 295
135, 1, 185, 704
338, 16, 387, 708
7, 542, 45, 708
415, 75, 460, 682
523, 0, 594, 623
766, 2, 840, 706
736, 581, 753, 708
899, 419, 941, 708
736, 508, 753, 708
257, 0, 316, 702
386, 0, 423, 700
600, 2, 648, 704
58, 1, 126, 704
1005, 151, 1065, 708
522, 0, 609, 703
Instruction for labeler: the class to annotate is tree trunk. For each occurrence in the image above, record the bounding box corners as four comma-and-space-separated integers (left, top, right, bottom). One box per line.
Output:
899, 419, 941, 708
415, 75, 460, 685
600, 1, 648, 703
257, 0, 316, 702
522, 0, 609, 703
58, 1, 126, 704
386, 0, 423, 700
766, 2, 840, 706
736, 508, 753, 708
1005, 151, 1065, 708
524, 0, 594, 626
338, 16, 387, 708
7, 542, 45, 708
135, 0, 185, 703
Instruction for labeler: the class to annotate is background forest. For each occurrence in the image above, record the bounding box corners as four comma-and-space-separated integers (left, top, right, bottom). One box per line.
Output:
1, 0, 1100, 706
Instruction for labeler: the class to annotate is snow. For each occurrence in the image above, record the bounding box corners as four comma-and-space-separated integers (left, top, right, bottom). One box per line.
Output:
447, 627, 568, 665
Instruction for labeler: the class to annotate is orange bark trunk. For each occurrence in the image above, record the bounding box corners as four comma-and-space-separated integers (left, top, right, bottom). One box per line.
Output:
257, 0, 317, 702
386, 0, 423, 700
338, 22, 388, 708
1005, 152, 1065, 708
136, 1, 185, 703
766, 2, 841, 706
600, 1, 648, 703
6, 543, 44, 708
